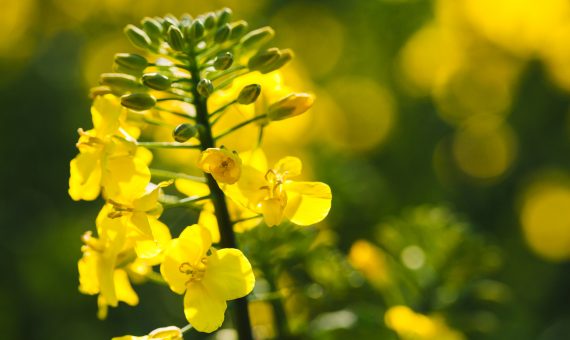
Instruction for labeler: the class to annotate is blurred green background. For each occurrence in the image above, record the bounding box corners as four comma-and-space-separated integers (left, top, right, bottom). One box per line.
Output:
3, 0, 570, 339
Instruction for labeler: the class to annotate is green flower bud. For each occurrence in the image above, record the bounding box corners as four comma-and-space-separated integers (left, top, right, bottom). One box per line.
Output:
204, 12, 216, 29
237, 84, 261, 105
121, 93, 157, 111
163, 14, 179, 29
189, 19, 205, 40
180, 13, 193, 27
240, 26, 275, 50
167, 26, 185, 51
214, 24, 231, 43
100, 73, 141, 91
142, 73, 171, 91
89, 86, 113, 99
267, 93, 314, 121
247, 48, 280, 71
114, 53, 148, 72
124, 24, 152, 50
213, 52, 233, 70
197, 79, 214, 98
259, 49, 293, 74
216, 8, 232, 27
141, 17, 163, 43
172, 123, 198, 142
229, 21, 248, 41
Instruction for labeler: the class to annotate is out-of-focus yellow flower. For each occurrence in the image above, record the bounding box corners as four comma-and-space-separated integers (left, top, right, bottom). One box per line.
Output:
78, 208, 138, 319
160, 225, 255, 333
198, 148, 242, 184
225, 149, 331, 226
112, 325, 183, 340
520, 179, 570, 261
348, 240, 390, 289
69, 95, 149, 201
385, 305, 465, 340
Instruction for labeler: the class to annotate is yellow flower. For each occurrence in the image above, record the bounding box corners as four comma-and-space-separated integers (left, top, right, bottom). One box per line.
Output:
198, 148, 242, 184
107, 181, 170, 242
160, 225, 255, 333
384, 306, 465, 340
112, 326, 183, 340
78, 208, 138, 319
69, 94, 150, 201
225, 150, 331, 226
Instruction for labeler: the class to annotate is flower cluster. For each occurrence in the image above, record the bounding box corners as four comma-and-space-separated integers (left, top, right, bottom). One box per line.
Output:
70, 9, 331, 338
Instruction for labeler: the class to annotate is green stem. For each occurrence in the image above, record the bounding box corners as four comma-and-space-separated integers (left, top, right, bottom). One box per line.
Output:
162, 195, 210, 209
215, 114, 267, 141
263, 265, 289, 339
188, 46, 254, 340
209, 65, 247, 81
137, 142, 201, 149
150, 168, 206, 183
181, 324, 193, 334
157, 97, 193, 104
155, 106, 195, 121
232, 215, 262, 225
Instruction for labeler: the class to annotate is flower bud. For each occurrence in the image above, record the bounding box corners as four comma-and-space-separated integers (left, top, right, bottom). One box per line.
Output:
189, 19, 205, 40
100, 73, 141, 91
141, 17, 163, 43
198, 148, 242, 184
114, 53, 148, 72
124, 24, 152, 50
258, 49, 293, 74
180, 13, 193, 27
172, 123, 197, 142
229, 20, 248, 41
240, 26, 275, 50
216, 8, 232, 27
142, 73, 171, 91
237, 84, 261, 105
203, 12, 216, 29
197, 79, 214, 98
267, 93, 314, 121
213, 52, 233, 70
167, 26, 185, 51
89, 86, 113, 99
214, 24, 231, 43
163, 15, 179, 29
121, 93, 157, 111
247, 48, 280, 71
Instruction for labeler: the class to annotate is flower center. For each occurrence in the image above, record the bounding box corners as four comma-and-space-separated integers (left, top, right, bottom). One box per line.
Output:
179, 257, 208, 283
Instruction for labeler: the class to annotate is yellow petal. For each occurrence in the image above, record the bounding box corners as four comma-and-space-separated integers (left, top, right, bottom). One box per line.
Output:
203, 248, 255, 301
69, 151, 102, 201
130, 212, 152, 237
149, 326, 183, 339
160, 239, 191, 295
115, 268, 139, 306
198, 202, 221, 243
240, 148, 268, 172
284, 181, 332, 225
184, 284, 227, 333
198, 148, 242, 184
161, 225, 212, 295
274, 157, 302, 178
175, 179, 210, 197
103, 154, 150, 201
78, 251, 99, 295
92, 94, 121, 137
136, 146, 153, 166
261, 198, 284, 227
132, 182, 169, 213
135, 218, 172, 263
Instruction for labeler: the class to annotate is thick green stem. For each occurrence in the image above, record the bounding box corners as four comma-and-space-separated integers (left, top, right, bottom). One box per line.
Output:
188, 47, 254, 340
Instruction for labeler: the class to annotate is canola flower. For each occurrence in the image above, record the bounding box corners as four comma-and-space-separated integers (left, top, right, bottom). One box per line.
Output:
69, 8, 331, 340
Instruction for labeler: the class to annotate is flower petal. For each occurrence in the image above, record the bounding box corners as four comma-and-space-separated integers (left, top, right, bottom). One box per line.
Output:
203, 248, 255, 301
274, 157, 302, 178
69, 151, 102, 201
184, 284, 227, 333
284, 181, 332, 225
